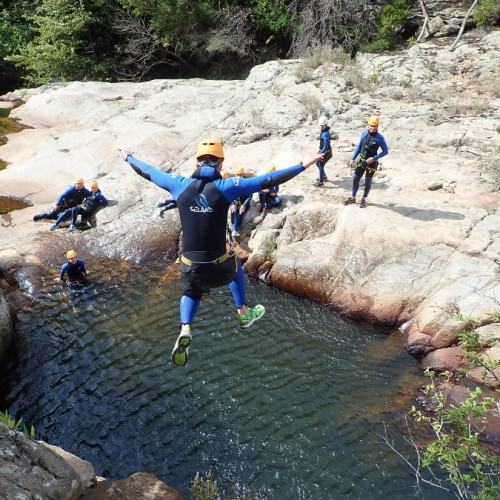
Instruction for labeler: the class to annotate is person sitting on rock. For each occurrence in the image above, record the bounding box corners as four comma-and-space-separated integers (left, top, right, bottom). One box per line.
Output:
50, 181, 107, 231
230, 166, 252, 238
33, 178, 91, 221
313, 116, 332, 187
343, 115, 389, 208
56, 250, 88, 287
257, 165, 282, 219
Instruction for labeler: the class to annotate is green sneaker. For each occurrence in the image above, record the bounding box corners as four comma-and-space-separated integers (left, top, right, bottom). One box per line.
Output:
238, 304, 265, 329
171, 325, 192, 366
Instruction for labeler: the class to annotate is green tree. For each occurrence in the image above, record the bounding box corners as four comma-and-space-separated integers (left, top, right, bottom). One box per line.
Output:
8, 0, 117, 83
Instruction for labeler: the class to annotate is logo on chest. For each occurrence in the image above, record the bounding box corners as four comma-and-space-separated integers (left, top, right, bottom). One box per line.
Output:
190, 194, 214, 213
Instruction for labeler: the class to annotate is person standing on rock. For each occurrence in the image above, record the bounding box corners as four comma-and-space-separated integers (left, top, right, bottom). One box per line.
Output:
343, 115, 389, 208
121, 140, 322, 366
33, 178, 91, 221
313, 116, 332, 187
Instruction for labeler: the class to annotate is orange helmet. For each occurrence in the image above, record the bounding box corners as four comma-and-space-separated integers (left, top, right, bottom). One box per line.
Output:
368, 115, 380, 126
196, 139, 224, 159
220, 170, 229, 179
266, 165, 276, 173
90, 181, 99, 189
75, 178, 84, 184
235, 166, 245, 175
66, 250, 78, 259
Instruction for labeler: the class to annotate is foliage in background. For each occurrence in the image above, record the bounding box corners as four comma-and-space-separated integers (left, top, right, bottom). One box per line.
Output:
362, 0, 411, 52
409, 371, 500, 499
0, 409, 36, 439
473, 0, 500, 26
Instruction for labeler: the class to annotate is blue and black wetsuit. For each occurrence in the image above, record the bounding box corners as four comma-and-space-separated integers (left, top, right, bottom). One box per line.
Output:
258, 185, 282, 211
351, 130, 388, 198
316, 127, 332, 183
55, 190, 108, 226
34, 185, 92, 221
125, 154, 306, 324
230, 193, 252, 232
60, 259, 87, 285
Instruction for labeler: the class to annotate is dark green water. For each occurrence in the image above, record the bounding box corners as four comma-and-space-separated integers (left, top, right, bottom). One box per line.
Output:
1, 261, 454, 499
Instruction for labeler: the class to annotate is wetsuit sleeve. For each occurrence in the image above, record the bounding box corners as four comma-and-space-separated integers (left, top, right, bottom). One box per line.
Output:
56, 187, 73, 206
221, 164, 304, 202
60, 263, 68, 280
320, 131, 331, 154
242, 195, 252, 207
374, 134, 389, 160
125, 154, 190, 199
351, 131, 367, 160
98, 193, 108, 206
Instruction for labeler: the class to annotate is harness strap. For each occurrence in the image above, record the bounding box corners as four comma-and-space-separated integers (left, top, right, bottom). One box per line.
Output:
181, 251, 231, 266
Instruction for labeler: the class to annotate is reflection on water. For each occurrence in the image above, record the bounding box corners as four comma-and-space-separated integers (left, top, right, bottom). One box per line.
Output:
1, 261, 454, 499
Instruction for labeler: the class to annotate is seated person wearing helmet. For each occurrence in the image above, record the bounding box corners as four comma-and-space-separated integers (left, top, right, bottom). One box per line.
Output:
121, 139, 322, 366
230, 166, 252, 238
50, 181, 108, 231
258, 165, 282, 218
33, 178, 91, 221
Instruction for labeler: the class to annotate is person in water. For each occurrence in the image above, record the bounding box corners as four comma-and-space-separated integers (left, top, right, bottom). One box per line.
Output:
33, 178, 91, 221
343, 115, 389, 208
257, 165, 282, 219
56, 250, 87, 286
229, 166, 252, 238
313, 116, 332, 187
121, 140, 322, 366
50, 181, 108, 231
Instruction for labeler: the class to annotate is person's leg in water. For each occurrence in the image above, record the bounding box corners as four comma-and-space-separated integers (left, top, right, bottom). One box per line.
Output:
229, 260, 265, 328
360, 169, 375, 208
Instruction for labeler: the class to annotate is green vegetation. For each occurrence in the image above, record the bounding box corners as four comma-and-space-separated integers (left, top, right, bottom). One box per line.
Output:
0, 0, 420, 89
362, 0, 411, 52
473, 0, 500, 26
0, 409, 36, 439
409, 370, 500, 499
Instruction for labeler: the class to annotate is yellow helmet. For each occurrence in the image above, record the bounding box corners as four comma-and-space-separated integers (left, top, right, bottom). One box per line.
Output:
90, 181, 99, 189
220, 170, 229, 179
266, 165, 276, 173
75, 178, 84, 184
66, 250, 78, 259
368, 115, 380, 126
196, 139, 224, 159
235, 166, 245, 175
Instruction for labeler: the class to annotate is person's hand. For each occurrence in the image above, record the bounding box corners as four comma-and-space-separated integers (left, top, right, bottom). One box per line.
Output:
349, 159, 355, 168
262, 189, 269, 193
54, 277, 61, 282
230, 204, 237, 212
302, 154, 323, 169
366, 157, 375, 164
240, 206, 247, 214
119, 147, 133, 160
53, 205, 59, 210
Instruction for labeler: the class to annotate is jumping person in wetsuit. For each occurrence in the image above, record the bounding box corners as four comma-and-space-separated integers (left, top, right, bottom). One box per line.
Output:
343, 115, 389, 208
33, 179, 91, 221
313, 116, 332, 187
121, 140, 322, 366
57, 250, 87, 286
50, 181, 108, 231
